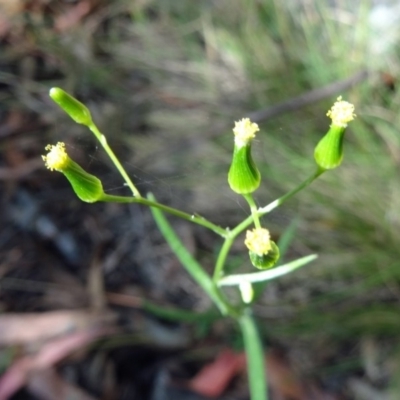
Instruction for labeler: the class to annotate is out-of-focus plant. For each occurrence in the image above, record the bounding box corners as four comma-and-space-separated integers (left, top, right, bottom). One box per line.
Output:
43, 88, 356, 400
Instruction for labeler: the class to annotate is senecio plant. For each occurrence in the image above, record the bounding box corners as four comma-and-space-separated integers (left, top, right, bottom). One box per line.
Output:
43, 88, 356, 400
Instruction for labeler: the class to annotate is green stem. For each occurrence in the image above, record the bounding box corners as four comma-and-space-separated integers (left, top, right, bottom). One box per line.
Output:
259, 167, 324, 214
232, 168, 324, 237
212, 168, 321, 283
100, 193, 227, 237
243, 194, 261, 228
239, 310, 268, 400
213, 235, 235, 282
148, 193, 237, 317
88, 122, 142, 198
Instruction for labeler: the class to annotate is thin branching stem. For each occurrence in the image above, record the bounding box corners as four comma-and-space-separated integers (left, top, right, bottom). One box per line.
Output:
100, 194, 227, 237
232, 168, 324, 238
88, 122, 142, 198
243, 193, 261, 228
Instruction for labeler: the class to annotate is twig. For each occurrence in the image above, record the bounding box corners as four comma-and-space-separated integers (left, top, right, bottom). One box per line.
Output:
247, 70, 368, 123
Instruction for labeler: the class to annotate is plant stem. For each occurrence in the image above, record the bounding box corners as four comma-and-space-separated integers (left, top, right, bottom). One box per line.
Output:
239, 310, 268, 400
243, 194, 261, 228
213, 235, 235, 282
213, 168, 321, 282
232, 168, 324, 237
259, 167, 324, 214
148, 193, 237, 316
88, 122, 142, 198
100, 193, 227, 237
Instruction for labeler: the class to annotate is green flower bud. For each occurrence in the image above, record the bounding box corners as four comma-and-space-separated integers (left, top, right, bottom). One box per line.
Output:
245, 228, 280, 270
49, 87, 93, 126
228, 118, 261, 194
42, 142, 104, 203
249, 241, 280, 270
314, 96, 356, 170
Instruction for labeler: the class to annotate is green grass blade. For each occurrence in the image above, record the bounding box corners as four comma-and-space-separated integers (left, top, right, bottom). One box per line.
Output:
239, 311, 268, 400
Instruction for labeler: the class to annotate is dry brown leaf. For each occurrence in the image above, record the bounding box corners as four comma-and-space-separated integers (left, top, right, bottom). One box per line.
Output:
188, 349, 246, 398
0, 329, 110, 400
0, 310, 115, 346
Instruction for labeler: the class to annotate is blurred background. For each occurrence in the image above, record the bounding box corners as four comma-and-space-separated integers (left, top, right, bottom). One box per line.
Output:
1, 0, 400, 399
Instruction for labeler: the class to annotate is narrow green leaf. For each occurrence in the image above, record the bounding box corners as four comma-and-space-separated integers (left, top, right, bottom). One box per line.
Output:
148, 193, 231, 315
218, 254, 317, 286
239, 311, 267, 400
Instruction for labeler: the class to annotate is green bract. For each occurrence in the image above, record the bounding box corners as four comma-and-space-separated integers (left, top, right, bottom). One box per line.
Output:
228, 144, 261, 194
63, 160, 105, 203
314, 125, 345, 170
249, 241, 280, 270
314, 96, 356, 171
49, 87, 93, 126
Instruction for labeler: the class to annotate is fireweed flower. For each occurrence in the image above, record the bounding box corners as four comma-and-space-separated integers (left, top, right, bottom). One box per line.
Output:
245, 228, 280, 270
314, 96, 356, 170
42, 142, 69, 171
245, 227, 272, 255
228, 118, 261, 194
233, 118, 259, 146
326, 96, 356, 128
42, 142, 105, 203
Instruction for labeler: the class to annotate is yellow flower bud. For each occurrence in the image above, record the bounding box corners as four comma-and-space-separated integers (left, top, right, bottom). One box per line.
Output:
245, 228, 272, 255
42, 142, 69, 171
233, 118, 259, 147
43, 142, 105, 203
228, 118, 261, 194
244, 228, 280, 270
314, 96, 356, 170
326, 96, 356, 128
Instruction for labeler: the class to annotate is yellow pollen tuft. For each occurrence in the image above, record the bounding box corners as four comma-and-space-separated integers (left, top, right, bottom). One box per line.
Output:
244, 228, 271, 255
327, 96, 356, 128
233, 118, 259, 146
42, 142, 69, 171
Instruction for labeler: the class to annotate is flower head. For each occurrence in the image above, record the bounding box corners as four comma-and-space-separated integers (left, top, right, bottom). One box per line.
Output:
42, 142, 69, 171
233, 118, 259, 147
327, 96, 356, 128
42, 142, 105, 203
245, 228, 271, 255
228, 118, 261, 194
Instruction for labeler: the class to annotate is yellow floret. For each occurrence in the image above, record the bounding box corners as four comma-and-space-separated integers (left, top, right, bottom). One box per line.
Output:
244, 227, 272, 255
327, 96, 356, 128
233, 118, 259, 147
42, 142, 69, 171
